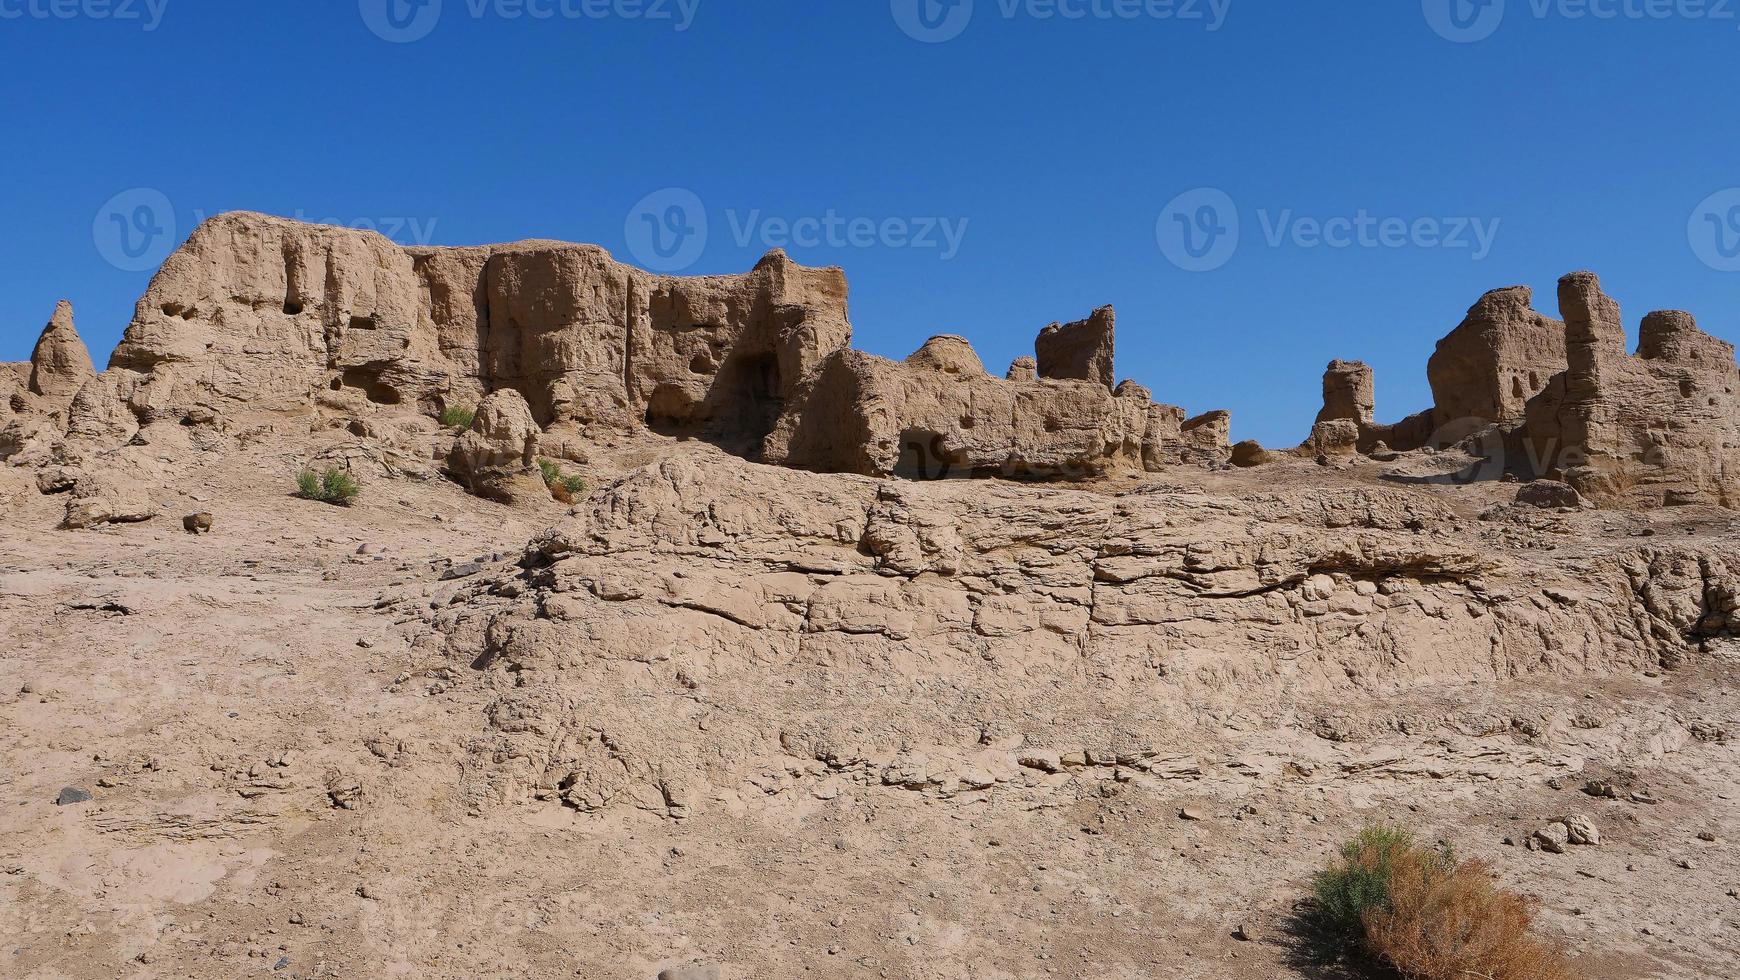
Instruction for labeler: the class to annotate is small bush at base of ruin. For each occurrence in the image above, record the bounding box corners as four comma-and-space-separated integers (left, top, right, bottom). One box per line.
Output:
1311, 826, 1574, 980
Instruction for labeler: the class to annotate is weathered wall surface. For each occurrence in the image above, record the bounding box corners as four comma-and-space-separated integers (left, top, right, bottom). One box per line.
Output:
100, 213, 855, 451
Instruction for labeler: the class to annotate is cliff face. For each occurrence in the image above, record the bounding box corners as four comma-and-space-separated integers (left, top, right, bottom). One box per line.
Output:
1308, 272, 1740, 509
8, 211, 1740, 510
51, 210, 1229, 480
103, 212, 853, 451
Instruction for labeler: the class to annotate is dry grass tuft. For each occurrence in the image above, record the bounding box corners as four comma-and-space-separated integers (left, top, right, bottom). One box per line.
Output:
538, 458, 586, 504
1314, 826, 1575, 980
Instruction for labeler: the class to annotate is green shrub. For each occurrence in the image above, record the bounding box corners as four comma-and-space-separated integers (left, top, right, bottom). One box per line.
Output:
538, 458, 587, 503
295, 467, 361, 507
1312, 825, 1424, 943
440, 405, 476, 429
1311, 826, 1572, 980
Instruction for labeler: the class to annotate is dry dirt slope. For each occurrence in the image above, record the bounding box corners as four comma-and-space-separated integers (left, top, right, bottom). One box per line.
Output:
0, 433, 1737, 979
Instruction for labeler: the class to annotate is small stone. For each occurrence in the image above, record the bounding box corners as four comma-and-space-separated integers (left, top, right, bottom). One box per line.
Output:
326, 777, 362, 810
1232, 923, 1256, 942
1564, 814, 1600, 846
273, 956, 290, 971
1516, 480, 1583, 509
55, 787, 93, 806
1698, 831, 1718, 843
1179, 807, 1205, 821
1017, 751, 1063, 774
1679, 859, 1698, 871
658, 966, 722, 980
1532, 822, 1570, 854
182, 512, 213, 534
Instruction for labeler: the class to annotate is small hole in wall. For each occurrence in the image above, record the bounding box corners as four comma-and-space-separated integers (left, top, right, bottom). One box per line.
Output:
1681, 378, 1695, 398
689, 355, 712, 374
1511, 377, 1525, 399
960, 416, 976, 429
1530, 371, 1540, 388
283, 301, 303, 316
1043, 418, 1062, 433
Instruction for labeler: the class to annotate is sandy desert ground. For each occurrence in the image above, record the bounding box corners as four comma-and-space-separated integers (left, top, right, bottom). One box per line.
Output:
2, 428, 1736, 980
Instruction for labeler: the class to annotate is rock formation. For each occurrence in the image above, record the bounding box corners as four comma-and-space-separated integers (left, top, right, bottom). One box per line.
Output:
1316, 359, 1374, 427
1035, 305, 1115, 391
905, 335, 987, 376
28, 301, 96, 402
1428, 286, 1565, 429
6, 211, 1740, 979
103, 213, 851, 453
1522, 275, 1740, 506
1312, 272, 1740, 508
7, 211, 1740, 512
763, 320, 1226, 480
446, 389, 544, 503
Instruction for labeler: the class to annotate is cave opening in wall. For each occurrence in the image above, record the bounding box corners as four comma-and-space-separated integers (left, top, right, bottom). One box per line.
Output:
340, 368, 402, 405
704, 350, 784, 456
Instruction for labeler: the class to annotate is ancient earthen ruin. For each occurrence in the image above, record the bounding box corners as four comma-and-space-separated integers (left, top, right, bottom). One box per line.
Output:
4, 212, 1738, 979
1301, 272, 1740, 508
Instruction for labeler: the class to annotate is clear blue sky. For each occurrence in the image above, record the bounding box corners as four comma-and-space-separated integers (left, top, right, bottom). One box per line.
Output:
4, 0, 1738, 445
